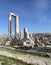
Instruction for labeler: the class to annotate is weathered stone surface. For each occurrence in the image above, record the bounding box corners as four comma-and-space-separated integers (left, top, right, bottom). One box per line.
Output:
8, 13, 19, 41
5, 41, 10, 45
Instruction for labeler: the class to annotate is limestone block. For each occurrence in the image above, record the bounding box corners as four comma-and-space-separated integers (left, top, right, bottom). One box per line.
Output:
5, 41, 10, 45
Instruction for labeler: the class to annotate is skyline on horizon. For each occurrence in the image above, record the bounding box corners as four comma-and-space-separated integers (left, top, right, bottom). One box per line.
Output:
0, 0, 51, 34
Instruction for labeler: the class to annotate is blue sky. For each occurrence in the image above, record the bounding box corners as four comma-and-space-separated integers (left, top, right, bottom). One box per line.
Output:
0, 0, 51, 34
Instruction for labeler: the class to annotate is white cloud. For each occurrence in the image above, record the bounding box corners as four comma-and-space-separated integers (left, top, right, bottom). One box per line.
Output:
34, 0, 49, 10
31, 0, 50, 23
33, 0, 49, 15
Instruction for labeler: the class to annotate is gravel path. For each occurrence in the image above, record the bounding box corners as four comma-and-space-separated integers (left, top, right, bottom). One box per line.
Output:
0, 50, 51, 65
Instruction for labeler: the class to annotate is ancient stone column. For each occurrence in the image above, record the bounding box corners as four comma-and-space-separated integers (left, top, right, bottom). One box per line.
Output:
20, 31, 23, 39
15, 15, 19, 39
8, 14, 11, 40
24, 28, 29, 39
8, 13, 19, 40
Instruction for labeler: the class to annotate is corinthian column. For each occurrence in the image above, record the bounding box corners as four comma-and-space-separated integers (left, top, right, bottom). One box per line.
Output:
8, 14, 11, 40
15, 15, 19, 39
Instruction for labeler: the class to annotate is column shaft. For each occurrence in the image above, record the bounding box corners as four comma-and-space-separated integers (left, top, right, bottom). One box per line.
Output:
15, 15, 19, 38
8, 15, 11, 40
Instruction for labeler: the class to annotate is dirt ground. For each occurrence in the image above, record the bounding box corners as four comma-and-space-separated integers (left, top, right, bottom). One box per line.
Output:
0, 50, 51, 65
